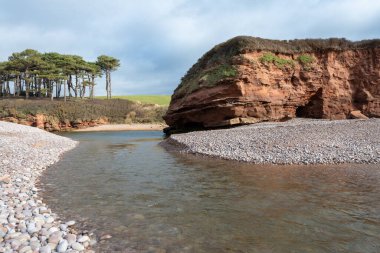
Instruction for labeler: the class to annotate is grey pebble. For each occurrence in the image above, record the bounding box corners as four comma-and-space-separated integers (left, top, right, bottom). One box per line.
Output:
57, 239, 69, 252
71, 242, 85, 251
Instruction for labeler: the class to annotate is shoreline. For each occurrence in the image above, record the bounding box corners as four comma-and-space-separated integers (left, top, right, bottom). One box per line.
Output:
0, 122, 95, 252
163, 118, 380, 165
73, 123, 167, 132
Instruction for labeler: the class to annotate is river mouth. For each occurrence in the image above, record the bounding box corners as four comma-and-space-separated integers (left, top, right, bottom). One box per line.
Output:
40, 131, 380, 253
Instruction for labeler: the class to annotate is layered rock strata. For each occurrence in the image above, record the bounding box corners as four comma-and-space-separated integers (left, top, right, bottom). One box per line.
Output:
164, 37, 380, 130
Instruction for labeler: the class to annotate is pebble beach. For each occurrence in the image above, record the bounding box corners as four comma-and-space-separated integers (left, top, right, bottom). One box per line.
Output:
0, 121, 95, 253
165, 119, 380, 165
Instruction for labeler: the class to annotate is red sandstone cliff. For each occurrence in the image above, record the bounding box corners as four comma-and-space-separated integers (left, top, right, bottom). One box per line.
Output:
164, 36, 380, 130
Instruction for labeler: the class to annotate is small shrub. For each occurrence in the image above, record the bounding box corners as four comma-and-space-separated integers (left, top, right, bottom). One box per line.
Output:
124, 111, 136, 124
260, 53, 276, 63
297, 54, 315, 71
297, 54, 315, 65
259, 53, 295, 68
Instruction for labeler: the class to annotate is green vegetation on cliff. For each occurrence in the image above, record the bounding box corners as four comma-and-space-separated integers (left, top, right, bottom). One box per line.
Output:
259, 53, 295, 68
297, 54, 315, 64
297, 54, 315, 70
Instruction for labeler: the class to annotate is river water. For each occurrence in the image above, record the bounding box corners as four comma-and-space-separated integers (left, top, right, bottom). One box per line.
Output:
40, 131, 380, 253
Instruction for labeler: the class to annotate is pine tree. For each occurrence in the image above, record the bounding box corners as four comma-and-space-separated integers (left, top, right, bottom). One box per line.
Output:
96, 55, 120, 99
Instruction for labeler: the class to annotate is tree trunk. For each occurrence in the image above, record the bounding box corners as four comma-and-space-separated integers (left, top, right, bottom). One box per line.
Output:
50, 81, 54, 101
43, 81, 46, 97
105, 70, 111, 99
68, 75, 72, 97
56, 80, 62, 98
15, 75, 19, 96
13, 80, 17, 96
75, 75, 78, 98
17, 76, 20, 96
6, 80, 10, 97
109, 71, 112, 99
80, 78, 85, 99
36, 78, 41, 97
34, 76, 38, 97
25, 74, 29, 99
90, 74, 95, 99
64, 80, 67, 102
105, 71, 109, 99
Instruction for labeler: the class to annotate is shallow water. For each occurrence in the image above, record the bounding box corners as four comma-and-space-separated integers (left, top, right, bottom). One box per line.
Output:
41, 131, 380, 253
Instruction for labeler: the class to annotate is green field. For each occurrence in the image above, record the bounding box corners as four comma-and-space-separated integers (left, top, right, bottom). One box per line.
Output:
96, 95, 171, 106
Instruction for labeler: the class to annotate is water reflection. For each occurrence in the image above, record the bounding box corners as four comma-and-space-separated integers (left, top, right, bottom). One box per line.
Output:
41, 131, 380, 253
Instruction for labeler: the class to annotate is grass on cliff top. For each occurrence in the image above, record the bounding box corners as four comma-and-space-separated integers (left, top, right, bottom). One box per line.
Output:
96, 95, 171, 106
174, 64, 238, 99
214, 36, 380, 55
0, 98, 167, 124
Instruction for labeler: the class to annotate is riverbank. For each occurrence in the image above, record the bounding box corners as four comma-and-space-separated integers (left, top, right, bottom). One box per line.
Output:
163, 118, 380, 165
74, 123, 167, 132
0, 121, 95, 252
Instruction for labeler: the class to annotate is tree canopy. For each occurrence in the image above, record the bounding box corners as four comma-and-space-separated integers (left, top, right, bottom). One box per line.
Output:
0, 49, 119, 100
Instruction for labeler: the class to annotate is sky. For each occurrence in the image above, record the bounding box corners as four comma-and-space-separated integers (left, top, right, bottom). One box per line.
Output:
0, 0, 379, 96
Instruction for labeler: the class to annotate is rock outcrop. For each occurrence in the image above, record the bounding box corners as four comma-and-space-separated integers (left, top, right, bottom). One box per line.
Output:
0, 114, 109, 131
164, 36, 380, 131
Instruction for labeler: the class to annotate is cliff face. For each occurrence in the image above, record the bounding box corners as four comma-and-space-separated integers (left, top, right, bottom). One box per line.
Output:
164, 36, 380, 129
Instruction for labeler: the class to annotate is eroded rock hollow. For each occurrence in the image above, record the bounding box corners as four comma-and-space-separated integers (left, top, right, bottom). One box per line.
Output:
164, 36, 380, 130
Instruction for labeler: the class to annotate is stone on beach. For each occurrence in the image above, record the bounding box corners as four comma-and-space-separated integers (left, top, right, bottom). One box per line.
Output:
78, 235, 90, 243
66, 233, 77, 245
57, 239, 69, 252
0, 175, 11, 184
48, 231, 62, 245
39, 245, 52, 253
71, 241, 85, 251
66, 220, 76, 227
350, 110, 369, 119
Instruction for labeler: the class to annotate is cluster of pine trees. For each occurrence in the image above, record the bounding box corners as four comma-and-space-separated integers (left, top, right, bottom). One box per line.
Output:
0, 49, 120, 100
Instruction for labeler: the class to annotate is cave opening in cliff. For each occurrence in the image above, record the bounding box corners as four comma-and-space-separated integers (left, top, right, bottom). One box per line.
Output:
296, 89, 324, 118
296, 106, 306, 117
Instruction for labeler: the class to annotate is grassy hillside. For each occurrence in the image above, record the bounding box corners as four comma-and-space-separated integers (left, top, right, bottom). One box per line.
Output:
96, 95, 171, 106
0, 98, 167, 124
